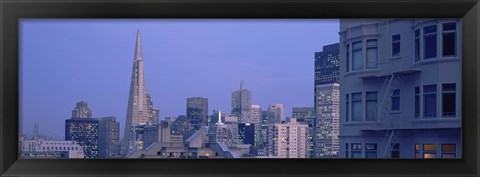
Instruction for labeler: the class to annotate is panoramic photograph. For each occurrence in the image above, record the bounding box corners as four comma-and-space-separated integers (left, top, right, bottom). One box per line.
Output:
19, 19, 461, 159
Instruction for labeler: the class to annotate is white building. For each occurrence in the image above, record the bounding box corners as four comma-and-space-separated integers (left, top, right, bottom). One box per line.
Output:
338, 19, 461, 158
19, 136, 84, 158
268, 118, 308, 158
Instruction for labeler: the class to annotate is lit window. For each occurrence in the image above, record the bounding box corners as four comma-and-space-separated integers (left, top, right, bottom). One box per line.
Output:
392, 34, 401, 57
423, 25, 437, 59
423, 85, 437, 118
423, 144, 436, 151
423, 153, 437, 158
442, 83, 456, 117
391, 89, 400, 111
442, 22, 456, 56
366, 92, 377, 121
366, 39, 378, 69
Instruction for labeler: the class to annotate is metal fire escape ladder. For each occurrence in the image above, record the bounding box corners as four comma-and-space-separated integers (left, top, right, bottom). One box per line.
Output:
377, 73, 401, 158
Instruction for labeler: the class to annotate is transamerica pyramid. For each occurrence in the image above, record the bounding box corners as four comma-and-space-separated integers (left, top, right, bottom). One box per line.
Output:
121, 30, 159, 155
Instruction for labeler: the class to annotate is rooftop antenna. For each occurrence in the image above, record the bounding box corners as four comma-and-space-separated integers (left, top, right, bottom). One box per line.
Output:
240, 80, 243, 90
34, 123, 39, 139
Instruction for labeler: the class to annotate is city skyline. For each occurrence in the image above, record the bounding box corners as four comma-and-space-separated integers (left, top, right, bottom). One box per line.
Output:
20, 19, 340, 139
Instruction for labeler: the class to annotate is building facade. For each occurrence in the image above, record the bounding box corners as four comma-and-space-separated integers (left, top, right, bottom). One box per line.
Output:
72, 101, 92, 118
231, 81, 252, 124
338, 19, 461, 158
314, 43, 340, 158
292, 107, 315, 158
122, 30, 160, 155
19, 136, 85, 158
186, 97, 209, 129
267, 103, 285, 124
65, 117, 99, 158
268, 118, 308, 158
97, 116, 120, 158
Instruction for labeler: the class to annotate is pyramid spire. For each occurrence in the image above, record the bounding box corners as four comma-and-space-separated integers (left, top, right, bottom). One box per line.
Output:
134, 29, 143, 61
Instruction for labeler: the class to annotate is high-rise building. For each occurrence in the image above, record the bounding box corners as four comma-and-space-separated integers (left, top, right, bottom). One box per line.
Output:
186, 97, 209, 129
314, 83, 340, 158
65, 118, 99, 158
292, 107, 315, 157
267, 103, 285, 124
143, 124, 158, 149
250, 105, 263, 147
72, 101, 92, 118
231, 81, 252, 124
238, 123, 255, 145
122, 30, 160, 155
209, 111, 239, 148
338, 19, 461, 158
268, 118, 308, 158
96, 117, 120, 158
314, 43, 340, 158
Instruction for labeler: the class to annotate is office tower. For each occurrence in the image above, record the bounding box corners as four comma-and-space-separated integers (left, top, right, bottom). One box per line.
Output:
97, 117, 120, 158
65, 117, 99, 158
143, 124, 158, 149
292, 107, 315, 158
268, 118, 308, 158
171, 115, 195, 141
250, 105, 263, 147
122, 30, 160, 155
314, 83, 340, 158
238, 123, 255, 145
186, 97, 209, 129
267, 103, 285, 124
339, 19, 461, 158
209, 111, 239, 148
72, 101, 92, 118
314, 43, 340, 158
231, 81, 252, 124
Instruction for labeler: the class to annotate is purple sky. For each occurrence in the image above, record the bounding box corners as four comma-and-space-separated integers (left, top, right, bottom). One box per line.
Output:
20, 19, 339, 139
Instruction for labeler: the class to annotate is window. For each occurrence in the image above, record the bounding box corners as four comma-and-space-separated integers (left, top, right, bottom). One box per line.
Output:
415, 29, 420, 61
441, 144, 456, 158
346, 44, 350, 72
423, 144, 437, 158
345, 143, 349, 158
423, 25, 437, 59
391, 143, 400, 158
346, 94, 350, 122
415, 87, 420, 118
366, 92, 377, 121
351, 143, 362, 158
442, 22, 456, 56
351, 93, 362, 121
391, 89, 400, 111
352, 41, 362, 71
392, 34, 400, 57
414, 144, 420, 158
365, 143, 377, 158
423, 85, 437, 118
442, 83, 456, 117
366, 39, 378, 69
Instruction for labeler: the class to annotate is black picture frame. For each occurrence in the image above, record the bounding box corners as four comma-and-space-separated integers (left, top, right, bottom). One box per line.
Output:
1, 0, 479, 176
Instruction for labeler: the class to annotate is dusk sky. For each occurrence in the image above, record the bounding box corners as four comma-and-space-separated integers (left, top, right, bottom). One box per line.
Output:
20, 19, 339, 139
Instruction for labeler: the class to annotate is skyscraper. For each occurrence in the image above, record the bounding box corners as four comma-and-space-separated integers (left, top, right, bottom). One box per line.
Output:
267, 103, 285, 124
186, 97, 209, 129
96, 117, 120, 158
72, 101, 92, 118
314, 43, 340, 158
121, 30, 160, 155
65, 102, 99, 158
231, 81, 252, 124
